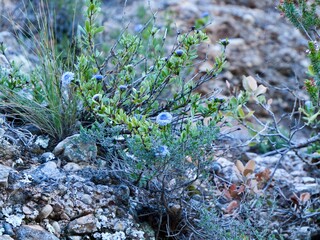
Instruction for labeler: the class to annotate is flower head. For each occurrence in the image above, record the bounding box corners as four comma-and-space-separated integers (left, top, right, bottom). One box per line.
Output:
134, 24, 144, 33
61, 72, 75, 86
175, 49, 184, 57
93, 74, 103, 81
155, 145, 170, 157
119, 85, 128, 91
156, 112, 173, 126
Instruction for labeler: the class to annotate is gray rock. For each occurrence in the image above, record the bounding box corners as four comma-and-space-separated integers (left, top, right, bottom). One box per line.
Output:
216, 157, 239, 183
63, 162, 81, 172
67, 214, 98, 234
51, 221, 61, 236
30, 161, 65, 183
34, 135, 50, 149
0, 32, 33, 73
16, 225, 59, 240
294, 183, 320, 195
53, 134, 97, 163
301, 177, 316, 184
2, 222, 14, 236
0, 235, 14, 240
0, 139, 19, 162
80, 194, 93, 205
0, 164, 13, 187
39, 152, 55, 163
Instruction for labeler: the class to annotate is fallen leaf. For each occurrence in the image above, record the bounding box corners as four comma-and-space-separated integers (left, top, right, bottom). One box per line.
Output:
236, 160, 245, 174
243, 160, 256, 177
300, 192, 311, 204
225, 200, 239, 214
255, 168, 271, 182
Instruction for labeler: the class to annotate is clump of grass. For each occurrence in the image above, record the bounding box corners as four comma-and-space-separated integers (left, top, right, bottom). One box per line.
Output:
0, 0, 80, 141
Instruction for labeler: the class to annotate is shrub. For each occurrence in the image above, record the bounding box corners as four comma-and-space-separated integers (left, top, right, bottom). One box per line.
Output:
0, 0, 280, 238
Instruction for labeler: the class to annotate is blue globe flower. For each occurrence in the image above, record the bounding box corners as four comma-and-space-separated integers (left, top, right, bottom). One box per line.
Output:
93, 74, 103, 81
156, 112, 173, 126
119, 85, 128, 91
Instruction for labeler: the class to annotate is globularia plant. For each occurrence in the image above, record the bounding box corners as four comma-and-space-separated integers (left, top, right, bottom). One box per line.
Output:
0, 0, 273, 238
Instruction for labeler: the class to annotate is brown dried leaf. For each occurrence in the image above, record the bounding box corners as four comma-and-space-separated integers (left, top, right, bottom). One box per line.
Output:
255, 168, 271, 182
235, 160, 245, 174
243, 160, 255, 177
300, 192, 311, 204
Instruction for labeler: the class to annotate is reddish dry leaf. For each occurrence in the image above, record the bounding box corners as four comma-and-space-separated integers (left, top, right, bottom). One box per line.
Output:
255, 168, 271, 182
229, 184, 246, 199
290, 195, 300, 206
225, 200, 239, 214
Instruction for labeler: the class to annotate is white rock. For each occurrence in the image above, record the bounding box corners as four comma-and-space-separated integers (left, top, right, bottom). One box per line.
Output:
301, 177, 316, 184
294, 183, 320, 195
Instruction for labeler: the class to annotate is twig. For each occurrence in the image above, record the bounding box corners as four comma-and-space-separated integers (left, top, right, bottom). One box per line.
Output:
263, 132, 320, 156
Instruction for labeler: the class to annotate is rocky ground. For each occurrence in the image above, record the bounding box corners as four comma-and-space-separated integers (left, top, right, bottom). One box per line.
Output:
0, 0, 319, 239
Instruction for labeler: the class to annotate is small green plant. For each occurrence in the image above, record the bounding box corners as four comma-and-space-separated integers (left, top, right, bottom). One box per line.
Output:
279, 0, 320, 155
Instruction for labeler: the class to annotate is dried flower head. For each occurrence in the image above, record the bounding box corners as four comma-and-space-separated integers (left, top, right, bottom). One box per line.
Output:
61, 72, 75, 86
156, 112, 173, 126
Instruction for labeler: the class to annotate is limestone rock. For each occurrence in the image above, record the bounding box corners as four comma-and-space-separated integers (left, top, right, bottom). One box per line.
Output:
30, 161, 65, 183
0, 164, 13, 187
53, 134, 97, 163
67, 214, 98, 234
16, 225, 59, 240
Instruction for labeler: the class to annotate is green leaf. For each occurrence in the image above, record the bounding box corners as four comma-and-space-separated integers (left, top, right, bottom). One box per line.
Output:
85, 20, 91, 33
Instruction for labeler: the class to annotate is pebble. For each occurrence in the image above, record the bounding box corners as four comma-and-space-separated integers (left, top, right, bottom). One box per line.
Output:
22, 205, 33, 215
39, 152, 55, 163
81, 194, 93, 205
38, 204, 53, 220
51, 221, 61, 236
63, 163, 81, 172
